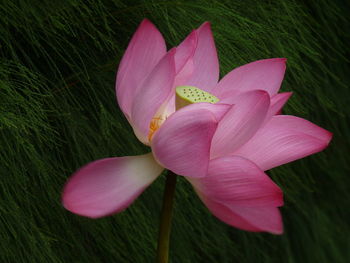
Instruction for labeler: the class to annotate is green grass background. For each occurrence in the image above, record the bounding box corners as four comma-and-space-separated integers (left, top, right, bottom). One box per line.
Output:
1, 0, 349, 262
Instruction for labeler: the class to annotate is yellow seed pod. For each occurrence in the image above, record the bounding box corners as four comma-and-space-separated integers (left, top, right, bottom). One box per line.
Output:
175, 86, 220, 110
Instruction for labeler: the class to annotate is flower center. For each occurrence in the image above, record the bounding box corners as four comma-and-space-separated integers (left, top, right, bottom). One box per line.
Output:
175, 85, 219, 109
148, 86, 219, 141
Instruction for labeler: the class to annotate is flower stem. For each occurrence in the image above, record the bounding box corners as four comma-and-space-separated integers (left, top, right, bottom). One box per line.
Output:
156, 170, 177, 263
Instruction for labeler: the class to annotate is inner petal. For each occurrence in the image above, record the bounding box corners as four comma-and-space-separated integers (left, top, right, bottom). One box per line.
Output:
147, 86, 220, 142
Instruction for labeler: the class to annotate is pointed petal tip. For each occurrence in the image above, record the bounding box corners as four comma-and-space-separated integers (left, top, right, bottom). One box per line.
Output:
197, 21, 214, 37
263, 57, 287, 64
269, 223, 284, 235
272, 57, 287, 62
277, 91, 293, 102
280, 57, 287, 62
141, 18, 150, 23
235, 115, 333, 170
266, 57, 287, 67
139, 18, 155, 28
198, 21, 211, 28
323, 130, 333, 146
136, 19, 161, 36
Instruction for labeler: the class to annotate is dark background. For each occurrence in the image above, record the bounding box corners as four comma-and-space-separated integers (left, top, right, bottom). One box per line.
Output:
0, 0, 349, 262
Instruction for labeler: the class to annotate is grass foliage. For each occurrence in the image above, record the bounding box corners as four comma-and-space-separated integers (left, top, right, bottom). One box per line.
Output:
0, 0, 349, 262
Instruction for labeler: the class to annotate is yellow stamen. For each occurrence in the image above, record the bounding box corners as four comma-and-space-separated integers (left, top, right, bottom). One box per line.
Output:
148, 116, 163, 141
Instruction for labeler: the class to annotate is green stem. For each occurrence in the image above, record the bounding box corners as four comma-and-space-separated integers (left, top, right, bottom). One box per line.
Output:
156, 170, 177, 263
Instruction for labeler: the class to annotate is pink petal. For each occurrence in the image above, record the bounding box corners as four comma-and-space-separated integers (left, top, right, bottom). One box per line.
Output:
189, 156, 283, 234
116, 19, 166, 119
213, 58, 287, 98
234, 115, 333, 171
185, 22, 219, 92
210, 90, 270, 159
62, 153, 163, 218
157, 31, 198, 120
263, 92, 292, 124
131, 49, 176, 144
228, 206, 283, 234
180, 102, 231, 122
195, 194, 283, 234
191, 156, 283, 207
151, 103, 227, 178
174, 30, 197, 75
214, 89, 241, 105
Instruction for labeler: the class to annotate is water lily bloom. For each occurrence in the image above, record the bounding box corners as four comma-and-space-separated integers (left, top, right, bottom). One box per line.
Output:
62, 19, 332, 234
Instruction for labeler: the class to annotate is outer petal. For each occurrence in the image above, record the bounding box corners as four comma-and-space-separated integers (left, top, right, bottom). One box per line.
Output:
131, 49, 176, 144
195, 195, 283, 234
116, 19, 166, 118
151, 103, 229, 178
213, 58, 287, 98
234, 115, 333, 171
185, 22, 219, 92
191, 156, 283, 207
263, 92, 292, 125
210, 90, 270, 159
188, 156, 283, 234
62, 153, 163, 218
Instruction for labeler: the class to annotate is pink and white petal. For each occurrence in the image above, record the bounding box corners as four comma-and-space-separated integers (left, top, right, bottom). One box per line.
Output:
62, 153, 163, 218
210, 90, 270, 159
213, 58, 287, 98
131, 49, 176, 144
234, 115, 333, 171
151, 103, 225, 178
190, 156, 283, 207
116, 19, 166, 118
194, 194, 283, 234
185, 22, 219, 92
263, 92, 293, 124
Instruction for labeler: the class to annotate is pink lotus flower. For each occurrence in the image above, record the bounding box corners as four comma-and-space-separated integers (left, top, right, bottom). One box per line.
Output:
62, 19, 332, 234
